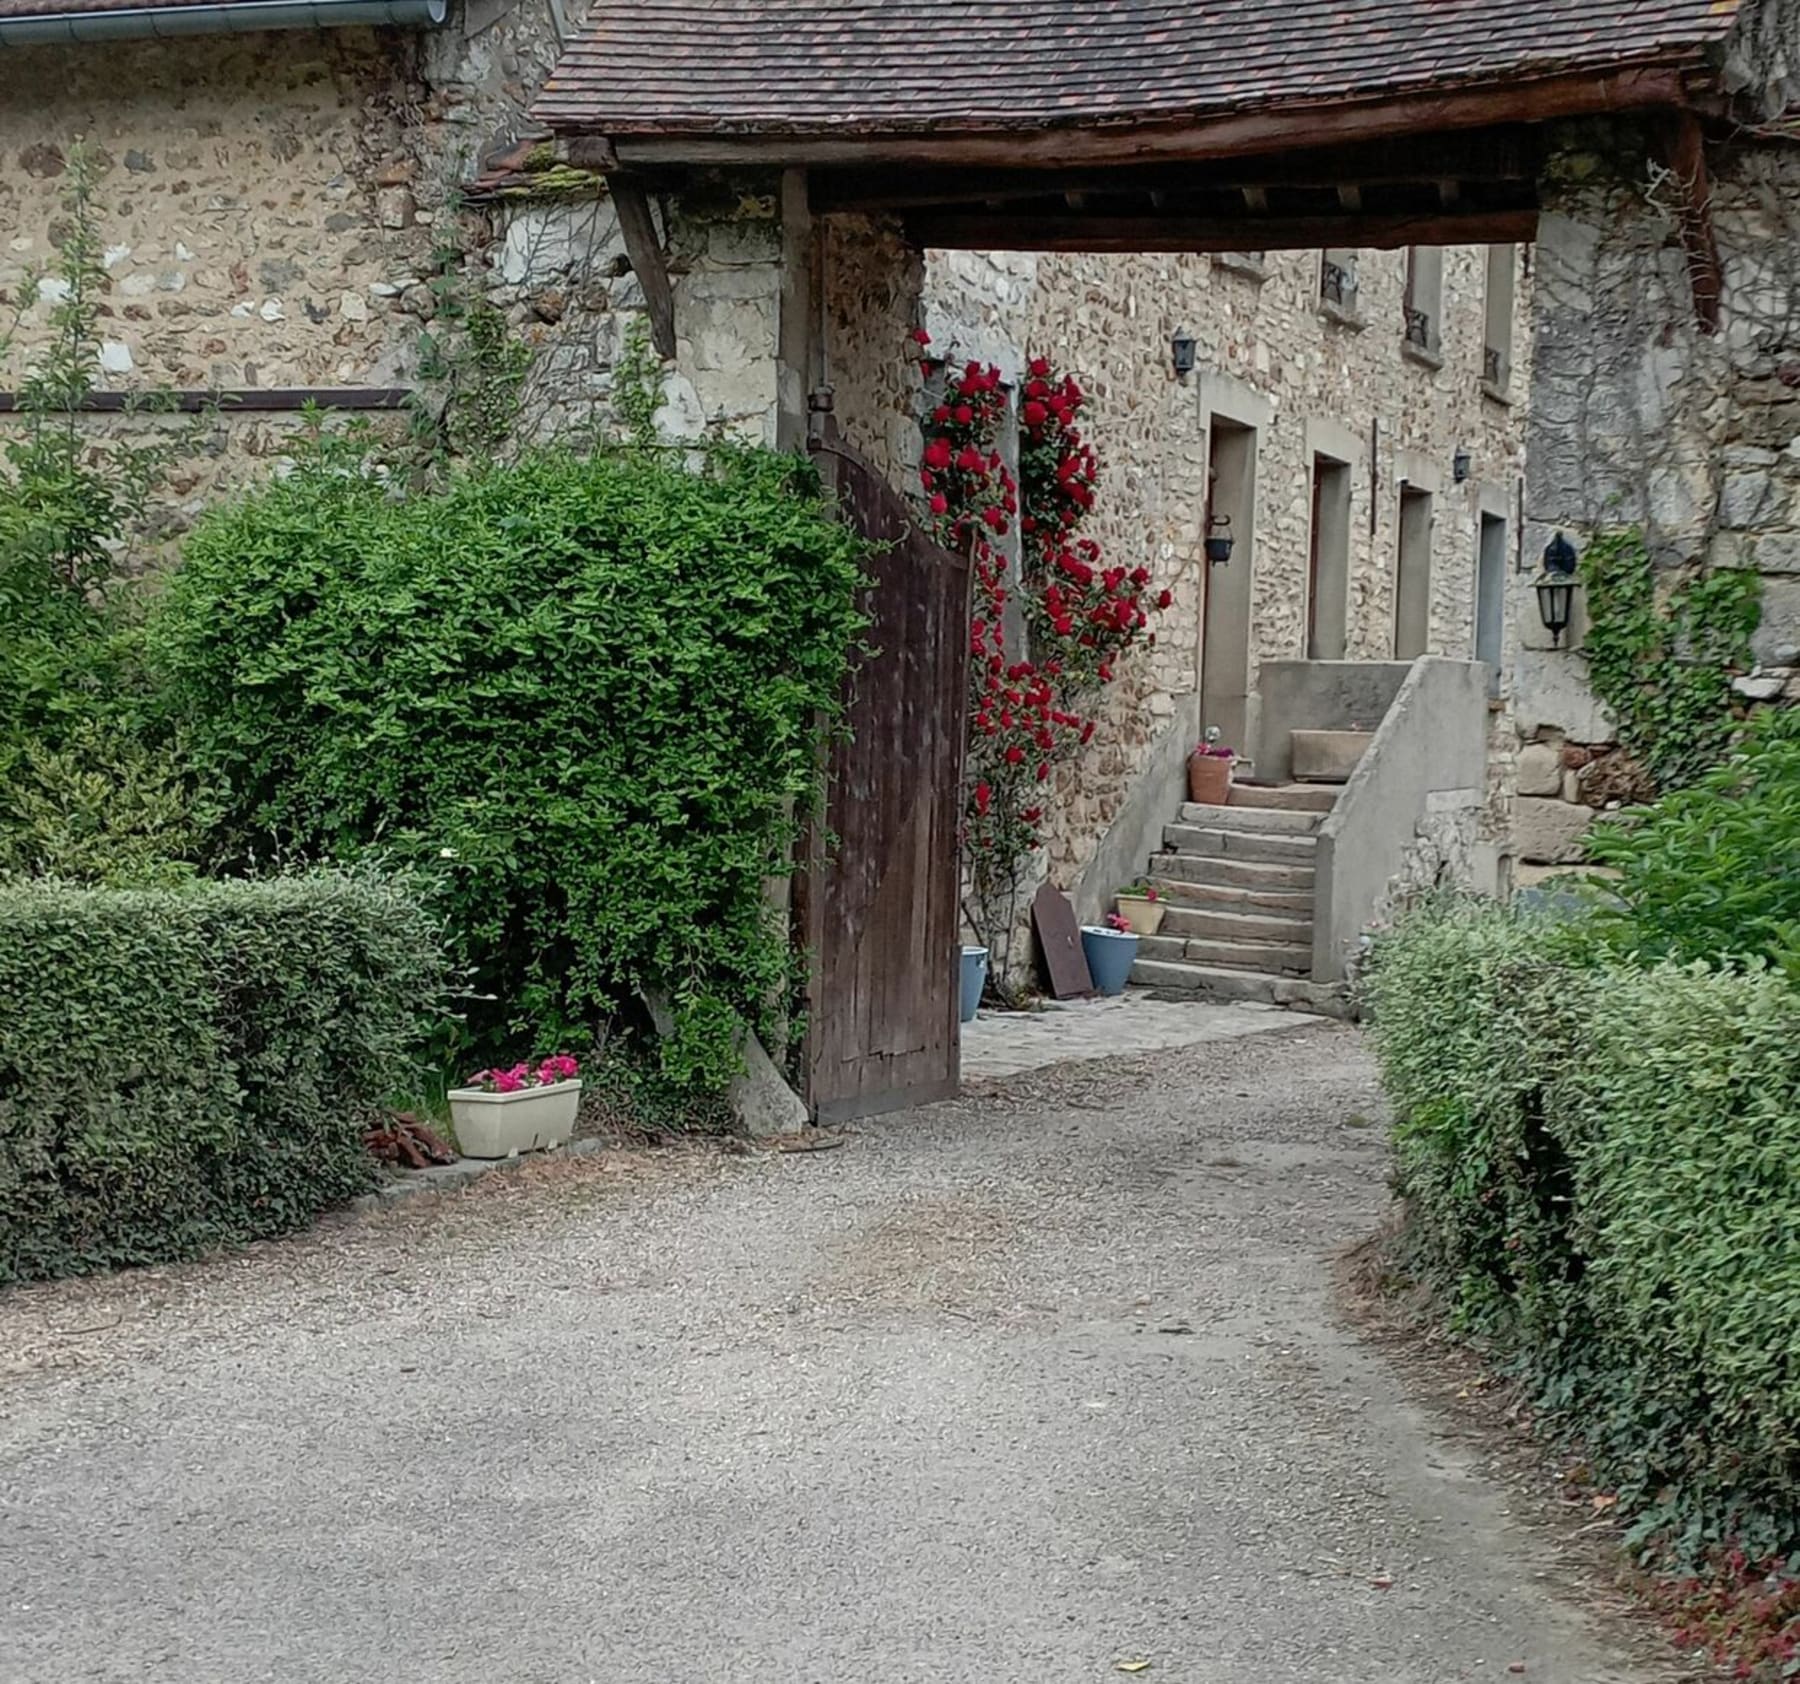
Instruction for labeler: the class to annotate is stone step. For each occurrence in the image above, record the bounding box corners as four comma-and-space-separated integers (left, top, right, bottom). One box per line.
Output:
1178, 801, 1324, 835
1131, 957, 1350, 1018
1149, 876, 1315, 915
1228, 782, 1340, 813
1141, 933, 1312, 975
1161, 904, 1315, 944
1161, 824, 1319, 865
1149, 854, 1315, 892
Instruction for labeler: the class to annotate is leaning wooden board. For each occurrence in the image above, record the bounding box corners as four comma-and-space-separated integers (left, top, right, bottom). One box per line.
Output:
1032, 883, 1094, 1000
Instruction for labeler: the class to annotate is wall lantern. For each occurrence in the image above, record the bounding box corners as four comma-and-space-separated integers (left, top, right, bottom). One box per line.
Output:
1452, 446, 1472, 484
1171, 328, 1197, 381
1535, 531, 1580, 647
1204, 513, 1234, 564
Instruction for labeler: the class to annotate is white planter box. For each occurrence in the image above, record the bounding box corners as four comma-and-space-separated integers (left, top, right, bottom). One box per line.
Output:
447, 1078, 582, 1159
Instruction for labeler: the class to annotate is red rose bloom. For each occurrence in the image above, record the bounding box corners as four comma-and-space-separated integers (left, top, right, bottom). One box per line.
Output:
1004, 745, 1025, 766
923, 437, 953, 470
1156, 589, 1173, 610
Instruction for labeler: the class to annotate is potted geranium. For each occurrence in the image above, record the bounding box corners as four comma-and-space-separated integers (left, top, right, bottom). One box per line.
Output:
1188, 725, 1236, 805
448, 1054, 582, 1159
1113, 880, 1165, 936
1081, 912, 1141, 997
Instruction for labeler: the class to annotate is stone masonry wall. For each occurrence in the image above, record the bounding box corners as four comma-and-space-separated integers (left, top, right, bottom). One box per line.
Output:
924, 243, 1531, 894
0, 7, 780, 535
1516, 131, 1800, 867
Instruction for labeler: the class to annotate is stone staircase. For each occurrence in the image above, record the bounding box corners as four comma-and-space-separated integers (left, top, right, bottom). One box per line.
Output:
1131, 782, 1350, 1015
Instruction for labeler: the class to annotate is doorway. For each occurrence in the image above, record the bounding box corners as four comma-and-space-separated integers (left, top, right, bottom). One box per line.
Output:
1394, 485, 1433, 658
1475, 511, 1507, 694
1307, 455, 1352, 660
1200, 418, 1257, 753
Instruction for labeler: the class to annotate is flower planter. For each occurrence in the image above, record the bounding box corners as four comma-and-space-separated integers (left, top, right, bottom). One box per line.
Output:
1188, 752, 1234, 805
447, 1078, 582, 1160
1080, 925, 1140, 997
1113, 895, 1166, 937
960, 945, 989, 1024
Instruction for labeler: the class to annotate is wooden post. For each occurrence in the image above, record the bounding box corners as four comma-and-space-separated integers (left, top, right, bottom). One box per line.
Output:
611, 175, 677, 359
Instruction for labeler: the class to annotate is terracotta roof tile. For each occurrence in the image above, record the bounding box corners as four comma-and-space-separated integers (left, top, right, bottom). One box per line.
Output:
534, 0, 1742, 136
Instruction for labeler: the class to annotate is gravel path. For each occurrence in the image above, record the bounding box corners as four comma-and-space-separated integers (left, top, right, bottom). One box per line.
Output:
1, 1022, 1666, 1684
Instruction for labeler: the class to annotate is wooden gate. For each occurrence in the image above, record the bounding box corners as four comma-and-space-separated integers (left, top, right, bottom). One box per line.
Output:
798, 430, 972, 1123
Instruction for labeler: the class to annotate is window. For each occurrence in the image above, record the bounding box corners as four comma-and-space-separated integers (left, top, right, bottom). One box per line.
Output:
1394, 485, 1433, 658
1483, 244, 1516, 395
1307, 454, 1353, 660
1476, 512, 1508, 695
1319, 248, 1359, 315
1402, 247, 1444, 360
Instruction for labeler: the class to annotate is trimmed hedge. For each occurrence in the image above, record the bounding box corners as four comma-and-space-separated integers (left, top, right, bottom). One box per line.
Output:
0, 873, 447, 1282
1365, 898, 1800, 1560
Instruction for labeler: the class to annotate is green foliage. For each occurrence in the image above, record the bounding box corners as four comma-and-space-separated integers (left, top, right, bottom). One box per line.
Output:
0, 717, 217, 885
0, 872, 449, 1283
1, 140, 176, 610
154, 438, 868, 1092
612, 316, 662, 450
1365, 898, 1800, 1562
1580, 528, 1761, 792
412, 203, 533, 463
1584, 707, 1800, 975
0, 139, 208, 883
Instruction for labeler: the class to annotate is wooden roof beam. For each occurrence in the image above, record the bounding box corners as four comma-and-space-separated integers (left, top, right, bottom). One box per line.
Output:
904, 206, 1540, 254
599, 68, 1685, 170
809, 126, 1538, 213
1661, 111, 1723, 334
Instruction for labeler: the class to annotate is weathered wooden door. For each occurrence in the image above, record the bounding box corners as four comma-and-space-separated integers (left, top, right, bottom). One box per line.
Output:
799, 431, 971, 1123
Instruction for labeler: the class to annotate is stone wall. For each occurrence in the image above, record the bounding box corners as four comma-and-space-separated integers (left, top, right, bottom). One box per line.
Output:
923, 241, 1530, 894
0, 5, 780, 529
1515, 131, 1800, 866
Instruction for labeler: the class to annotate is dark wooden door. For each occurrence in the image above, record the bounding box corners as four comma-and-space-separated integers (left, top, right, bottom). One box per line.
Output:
799, 432, 972, 1123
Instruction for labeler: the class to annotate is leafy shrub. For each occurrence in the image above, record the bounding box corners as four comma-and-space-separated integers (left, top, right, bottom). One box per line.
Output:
0, 872, 448, 1283
1584, 706, 1800, 974
1579, 527, 1761, 793
1365, 898, 1800, 1561
154, 438, 867, 1091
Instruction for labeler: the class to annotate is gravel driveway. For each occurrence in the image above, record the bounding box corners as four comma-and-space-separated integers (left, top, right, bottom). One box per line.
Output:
1, 1021, 1665, 1684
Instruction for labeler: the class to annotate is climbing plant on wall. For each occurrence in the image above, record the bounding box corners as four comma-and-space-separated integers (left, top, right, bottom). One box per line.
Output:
1580, 528, 1762, 792
915, 337, 1168, 989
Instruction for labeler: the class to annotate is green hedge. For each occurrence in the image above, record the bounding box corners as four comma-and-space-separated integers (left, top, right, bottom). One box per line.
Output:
153, 440, 867, 1091
0, 873, 447, 1282
1365, 898, 1800, 1560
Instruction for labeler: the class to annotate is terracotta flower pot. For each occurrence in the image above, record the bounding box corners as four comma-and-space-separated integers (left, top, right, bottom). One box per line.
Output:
1114, 895, 1166, 936
1188, 752, 1233, 805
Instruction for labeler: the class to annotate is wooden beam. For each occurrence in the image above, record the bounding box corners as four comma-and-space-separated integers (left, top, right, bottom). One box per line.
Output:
566, 135, 619, 171
610, 175, 677, 358
0, 386, 412, 414
597, 68, 1687, 170
904, 206, 1539, 255
808, 126, 1538, 214
1662, 111, 1723, 334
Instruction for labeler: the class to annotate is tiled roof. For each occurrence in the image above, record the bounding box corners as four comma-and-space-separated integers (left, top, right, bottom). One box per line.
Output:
534, 0, 1741, 136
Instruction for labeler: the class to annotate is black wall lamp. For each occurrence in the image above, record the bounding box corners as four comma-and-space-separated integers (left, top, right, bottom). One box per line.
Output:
1536, 531, 1580, 647
1452, 446, 1472, 484
1171, 328, 1197, 381
1204, 514, 1234, 563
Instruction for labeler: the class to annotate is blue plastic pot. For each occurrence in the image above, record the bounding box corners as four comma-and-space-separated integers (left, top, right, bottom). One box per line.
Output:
1080, 926, 1140, 997
960, 945, 990, 1023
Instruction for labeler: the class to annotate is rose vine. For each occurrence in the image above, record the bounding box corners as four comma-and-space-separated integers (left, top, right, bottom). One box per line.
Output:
913, 336, 1168, 991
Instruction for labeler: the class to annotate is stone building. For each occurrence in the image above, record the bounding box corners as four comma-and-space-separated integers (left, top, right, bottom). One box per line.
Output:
4, 0, 1797, 1094
922, 241, 1529, 922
